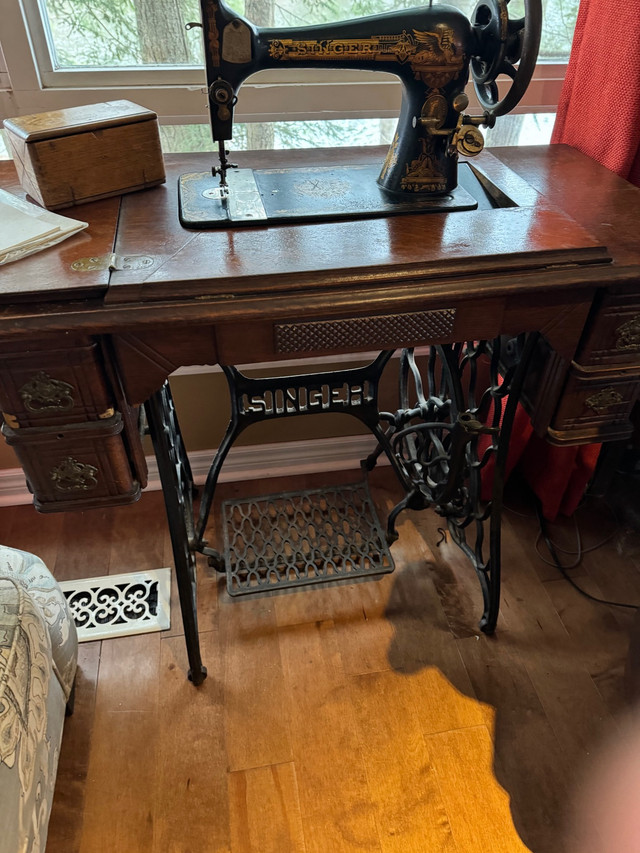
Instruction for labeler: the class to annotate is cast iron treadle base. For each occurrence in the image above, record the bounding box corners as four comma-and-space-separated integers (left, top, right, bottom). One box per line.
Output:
222, 481, 394, 596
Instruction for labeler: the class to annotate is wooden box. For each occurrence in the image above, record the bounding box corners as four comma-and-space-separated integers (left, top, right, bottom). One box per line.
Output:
3, 100, 166, 210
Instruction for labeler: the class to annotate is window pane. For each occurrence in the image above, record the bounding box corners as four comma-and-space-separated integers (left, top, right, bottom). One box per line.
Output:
40, 0, 577, 70
158, 113, 554, 155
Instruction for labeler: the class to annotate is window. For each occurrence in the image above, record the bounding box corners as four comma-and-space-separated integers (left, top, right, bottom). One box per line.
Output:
1, 0, 577, 147
0, 44, 10, 90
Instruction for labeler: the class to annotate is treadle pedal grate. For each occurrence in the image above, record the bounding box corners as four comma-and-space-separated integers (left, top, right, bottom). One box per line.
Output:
222, 481, 394, 596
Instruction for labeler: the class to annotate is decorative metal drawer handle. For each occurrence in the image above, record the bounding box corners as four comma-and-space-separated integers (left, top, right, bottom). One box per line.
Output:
615, 315, 640, 350
50, 457, 98, 492
19, 371, 75, 412
585, 388, 624, 414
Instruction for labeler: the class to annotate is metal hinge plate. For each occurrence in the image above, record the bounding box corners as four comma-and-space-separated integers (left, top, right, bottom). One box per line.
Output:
71, 253, 155, 272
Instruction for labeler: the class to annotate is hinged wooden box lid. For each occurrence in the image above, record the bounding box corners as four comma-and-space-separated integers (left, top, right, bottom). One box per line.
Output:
3, 100, 166, 210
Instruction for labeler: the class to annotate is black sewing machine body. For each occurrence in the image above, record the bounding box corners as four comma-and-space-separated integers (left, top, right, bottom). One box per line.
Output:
179, 0, 542, 227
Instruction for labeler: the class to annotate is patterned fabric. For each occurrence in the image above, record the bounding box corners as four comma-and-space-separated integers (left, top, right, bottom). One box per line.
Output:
0, 547, 77, 701
0, 547, 78, 853
0, 576, 65, 853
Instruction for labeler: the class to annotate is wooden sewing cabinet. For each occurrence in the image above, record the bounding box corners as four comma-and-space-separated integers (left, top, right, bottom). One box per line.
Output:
1, 144, 639, 682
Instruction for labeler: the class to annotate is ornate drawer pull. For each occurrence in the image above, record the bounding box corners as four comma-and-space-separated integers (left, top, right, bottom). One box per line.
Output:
19, 371, 75, 412
50, 457, 98, 492
585, 388, 624, 413
616, 315, 640, 350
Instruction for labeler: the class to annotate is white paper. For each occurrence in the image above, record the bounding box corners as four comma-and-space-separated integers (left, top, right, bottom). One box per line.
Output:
0, 189, 88, 266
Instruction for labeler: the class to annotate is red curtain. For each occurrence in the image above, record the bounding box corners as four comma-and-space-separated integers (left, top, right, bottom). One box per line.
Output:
505, 0, 640, 520
551, 0, 640, 189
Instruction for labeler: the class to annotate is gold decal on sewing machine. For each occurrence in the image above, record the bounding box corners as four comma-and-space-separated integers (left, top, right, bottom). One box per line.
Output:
402, 138, 446, 192
585, 388, 624, 413
615, 315, 640, 350
206, 1, 221, 65
2, 413, 19, 430
268, 25, 464, 87
379, 132, 400, 182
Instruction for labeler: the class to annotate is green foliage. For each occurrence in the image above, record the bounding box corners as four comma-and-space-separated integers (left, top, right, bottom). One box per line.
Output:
159, 118, 392, 154
46, 0, 141, 65
45, 0, 202, 65
38, 0, 578, 155
42, 0, 580, 69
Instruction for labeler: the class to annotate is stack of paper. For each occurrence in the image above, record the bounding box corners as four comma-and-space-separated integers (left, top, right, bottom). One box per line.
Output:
0, 188, 88, 266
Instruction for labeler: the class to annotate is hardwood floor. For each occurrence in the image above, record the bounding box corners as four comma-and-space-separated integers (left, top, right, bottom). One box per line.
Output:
2, 466, 638, 853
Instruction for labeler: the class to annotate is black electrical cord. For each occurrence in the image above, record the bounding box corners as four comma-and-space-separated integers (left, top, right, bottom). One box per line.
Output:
533, 498, 639, 611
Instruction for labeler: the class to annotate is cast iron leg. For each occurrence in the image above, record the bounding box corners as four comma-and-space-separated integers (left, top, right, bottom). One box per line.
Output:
481, 332, 541, 632
145, 383, 207, 685
381, 334, 540, 634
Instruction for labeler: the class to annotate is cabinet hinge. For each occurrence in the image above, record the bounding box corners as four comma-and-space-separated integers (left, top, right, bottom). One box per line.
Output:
71, 254, 155, 272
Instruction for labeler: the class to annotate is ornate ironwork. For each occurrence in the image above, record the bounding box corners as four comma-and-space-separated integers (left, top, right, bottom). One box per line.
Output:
223, 481, 394, 595
50, 457, 98, 492
363, 334, 540, 632
194, 352, 394, 568
144, 383, 206, 685
19, 371, 74, 412
148, 334, 539, 682
585, 388, 624, 413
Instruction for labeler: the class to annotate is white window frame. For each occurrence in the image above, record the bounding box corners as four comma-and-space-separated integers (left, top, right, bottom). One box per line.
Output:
0, 42, 10, 90
0, 0, 567, 123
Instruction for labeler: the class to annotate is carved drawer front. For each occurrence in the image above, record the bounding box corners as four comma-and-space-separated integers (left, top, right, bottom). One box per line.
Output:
1, 414, 141, 512
0, 342, 113, 429
551, 364, 640, 441
576, 291, 640, 369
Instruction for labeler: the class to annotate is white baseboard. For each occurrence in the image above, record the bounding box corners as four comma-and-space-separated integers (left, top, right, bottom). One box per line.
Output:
0, 434, 387, 507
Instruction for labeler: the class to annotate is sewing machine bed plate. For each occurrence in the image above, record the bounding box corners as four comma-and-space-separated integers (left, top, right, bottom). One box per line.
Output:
178, 162, 484, 228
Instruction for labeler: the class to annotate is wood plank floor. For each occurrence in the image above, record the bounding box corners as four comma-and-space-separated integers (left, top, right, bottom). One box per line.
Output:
2, 466, 638, 853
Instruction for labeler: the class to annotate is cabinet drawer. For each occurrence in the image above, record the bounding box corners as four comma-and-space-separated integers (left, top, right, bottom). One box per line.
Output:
550, 364, 640, 440
2, 414, 141, 512
0, 341, 113, 427
576, 291, 640, 369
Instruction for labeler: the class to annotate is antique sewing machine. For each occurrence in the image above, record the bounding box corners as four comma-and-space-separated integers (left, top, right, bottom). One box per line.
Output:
179, 0, 542, 226
165, 0, 547, 683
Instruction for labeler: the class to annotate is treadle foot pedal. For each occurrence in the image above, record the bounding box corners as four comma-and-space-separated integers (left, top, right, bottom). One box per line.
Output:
222, 481, 394, 596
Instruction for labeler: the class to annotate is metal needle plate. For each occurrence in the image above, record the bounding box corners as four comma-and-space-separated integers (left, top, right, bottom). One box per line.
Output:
178, 163, 479, 228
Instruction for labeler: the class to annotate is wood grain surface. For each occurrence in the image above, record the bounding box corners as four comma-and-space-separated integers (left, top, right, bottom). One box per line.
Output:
2, 465, 637, 853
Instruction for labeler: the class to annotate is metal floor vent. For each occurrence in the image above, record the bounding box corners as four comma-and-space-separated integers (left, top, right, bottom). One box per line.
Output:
222, 481, 394, 596
58, 569, 171, 642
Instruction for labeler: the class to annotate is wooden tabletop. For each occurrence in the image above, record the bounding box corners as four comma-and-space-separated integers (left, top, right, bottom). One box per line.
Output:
106, 148, 608, 305
0, 164, 120, 303
1, 145, 639, 337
